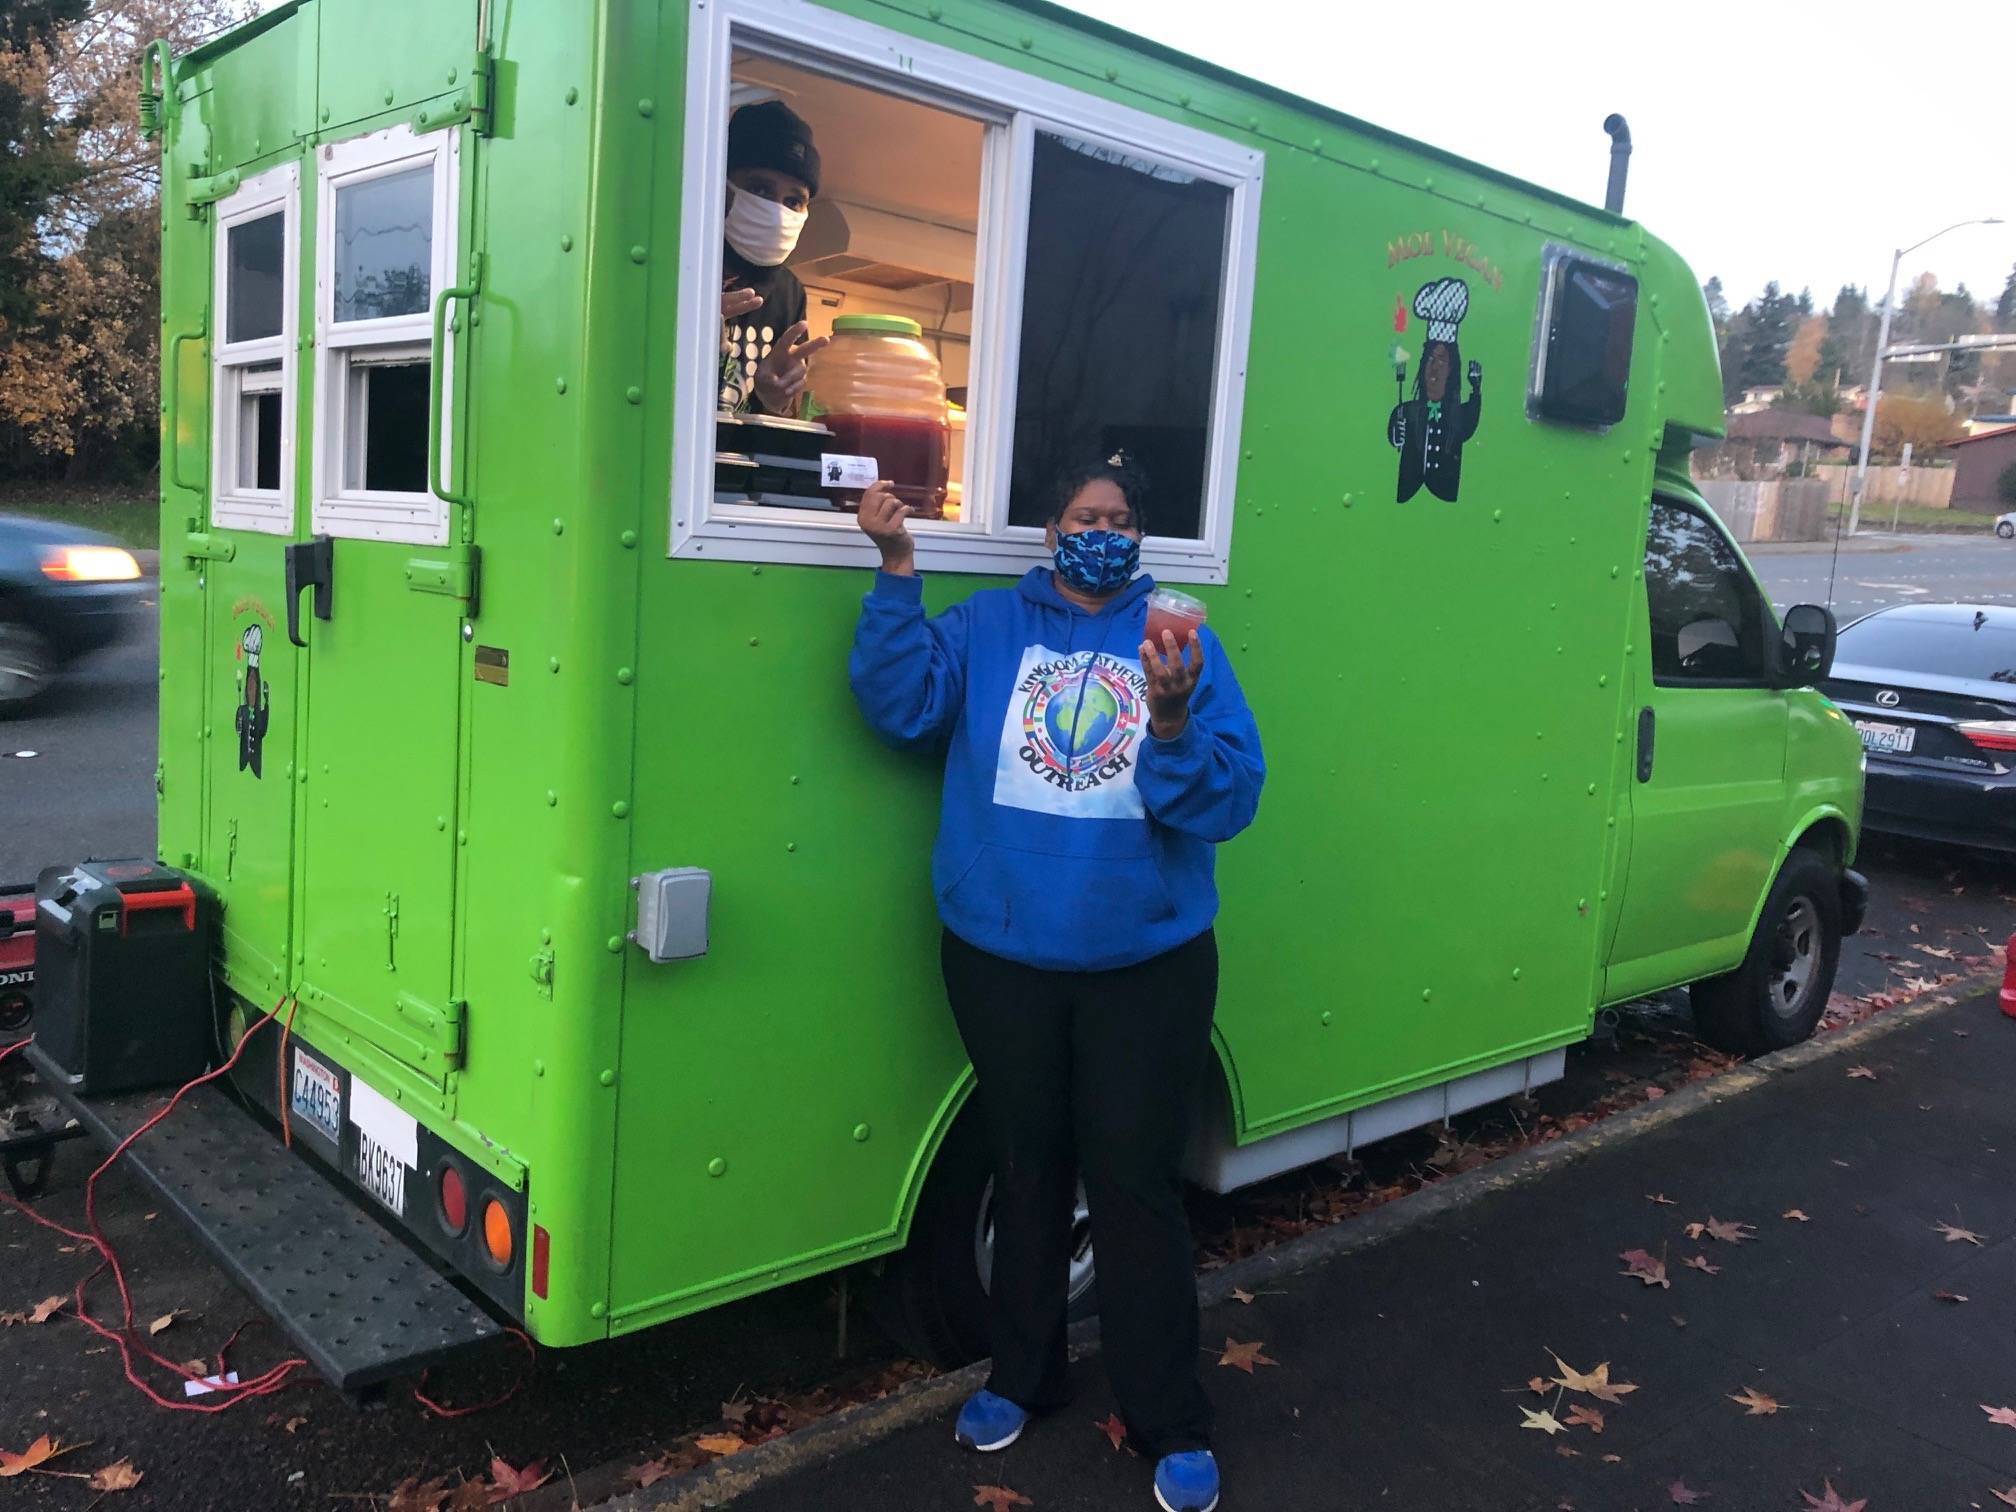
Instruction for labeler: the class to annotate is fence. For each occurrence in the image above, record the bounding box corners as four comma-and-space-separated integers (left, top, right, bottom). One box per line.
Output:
1809, 463, 1954, 510
1695, 479, 1831, 543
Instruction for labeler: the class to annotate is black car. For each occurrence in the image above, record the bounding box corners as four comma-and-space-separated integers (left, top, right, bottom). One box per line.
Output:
0, 514, 144, 712
1822, 602, 2016, 852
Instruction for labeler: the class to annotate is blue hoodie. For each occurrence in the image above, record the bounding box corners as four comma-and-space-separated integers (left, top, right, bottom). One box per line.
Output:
849, 567, 1265, 972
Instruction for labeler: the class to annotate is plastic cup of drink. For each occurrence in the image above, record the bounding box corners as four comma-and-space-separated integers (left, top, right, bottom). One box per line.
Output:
1144, 587, 1207, 652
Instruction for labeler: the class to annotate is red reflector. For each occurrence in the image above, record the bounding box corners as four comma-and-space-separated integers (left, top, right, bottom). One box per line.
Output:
438, 1164, 468, 1235
532, 1225, 550, 1300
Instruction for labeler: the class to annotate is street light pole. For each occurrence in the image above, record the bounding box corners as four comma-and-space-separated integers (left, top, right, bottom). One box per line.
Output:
1848, 217, 2004, 535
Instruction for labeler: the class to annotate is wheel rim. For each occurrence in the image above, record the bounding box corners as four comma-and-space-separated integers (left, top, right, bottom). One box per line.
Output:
1768, 896, 1821, 1022
0, 625, 50, 706
974, 1177, 1097, 1306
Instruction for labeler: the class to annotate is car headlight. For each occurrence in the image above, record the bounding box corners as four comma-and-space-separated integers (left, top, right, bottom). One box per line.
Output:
39, 545, 141, 582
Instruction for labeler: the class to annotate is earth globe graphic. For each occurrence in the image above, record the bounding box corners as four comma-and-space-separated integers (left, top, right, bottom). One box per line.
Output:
1045, 677, 1122, 759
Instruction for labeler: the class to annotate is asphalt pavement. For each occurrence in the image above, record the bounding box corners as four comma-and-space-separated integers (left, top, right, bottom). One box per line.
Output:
1749, 531, 2016, 620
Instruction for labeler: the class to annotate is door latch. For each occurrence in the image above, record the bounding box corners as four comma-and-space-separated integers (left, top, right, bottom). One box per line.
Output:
284, 535, 333, 648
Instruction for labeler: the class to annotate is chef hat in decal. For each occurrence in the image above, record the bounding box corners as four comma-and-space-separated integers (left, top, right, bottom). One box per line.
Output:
1413, 277, 1470, 344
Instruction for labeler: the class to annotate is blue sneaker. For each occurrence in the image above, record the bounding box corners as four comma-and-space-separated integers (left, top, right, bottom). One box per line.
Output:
954, 1389, 1028, 1452
1154, 1450, 1220, 1512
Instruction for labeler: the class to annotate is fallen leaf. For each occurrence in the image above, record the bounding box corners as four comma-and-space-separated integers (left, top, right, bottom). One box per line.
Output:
720, 1398, 752, 1425
1231, 1287, 1253, 1304
1519, 1406, 1566, 1436
1683, 1255, 1720, 1275
0, 1435, 84, 1477
1547, 1353, 1638, 1404
445, 1484, 492, 1512
1094, 1414, 1126, 1451
1933, 1290, 1969, 1304
1216, 1338, 1277, 1374
1800, 1479, 1868, 1512
484, 1456, 551, 1499
1556, 1443, 1581, 1457
386, 1477, 453, 1512
626, 1457, 677, 1490
27, 1295, 63, 1324
1983, 1405, 2016, 1431
88, 1459, 144, 1492
1668, 1479, 1708, 1504
1916, 944, 1957, 959
972, 1487, 1033, 1511
1782, 1209, 1811, 1222
1601, 1453, 1622, 1464
1993, 1488, 2016, 1508
1642, 1085, 1665, 1100
694, 1436, 746, 1457
1937, 1221, 1987, 1246
1702, 1218, 1756, 1243
1728, 1385, 1781, 1416
1618, 1249, 1669, 1289
1846, 1066, 1877, 1080
147, 1309, 187, 1336
1646, 1193, 1677, 1206
282, 1416, 307, 1434
1526, 1376, 1552, 1395
1564, 1404, 1605, 1433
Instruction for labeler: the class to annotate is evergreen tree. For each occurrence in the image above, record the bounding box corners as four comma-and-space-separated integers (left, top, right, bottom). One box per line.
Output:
1998, 264, 2016, 332
1738, 282, 1798, 389
1702, 275, 1730, 334
1819, 285, 1872, 387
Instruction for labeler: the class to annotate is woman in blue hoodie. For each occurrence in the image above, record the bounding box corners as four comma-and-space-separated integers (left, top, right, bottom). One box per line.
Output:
849, 455, 1264, 1512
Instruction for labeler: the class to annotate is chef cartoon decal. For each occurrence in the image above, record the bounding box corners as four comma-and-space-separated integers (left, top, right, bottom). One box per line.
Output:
235, 624, 270, 778
1388, 276, 1482, 502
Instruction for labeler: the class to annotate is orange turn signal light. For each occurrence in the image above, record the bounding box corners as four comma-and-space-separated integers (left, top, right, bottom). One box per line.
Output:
481, 1197, 514, 1269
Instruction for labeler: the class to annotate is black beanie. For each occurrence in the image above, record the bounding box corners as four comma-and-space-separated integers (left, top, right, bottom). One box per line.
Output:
727, 100, 821, 199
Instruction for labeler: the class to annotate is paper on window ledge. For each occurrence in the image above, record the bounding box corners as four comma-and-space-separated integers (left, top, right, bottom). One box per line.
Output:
819, 454, 878, 490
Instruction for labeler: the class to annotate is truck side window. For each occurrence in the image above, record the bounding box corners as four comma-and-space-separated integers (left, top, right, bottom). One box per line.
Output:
1644, 497, 1769, 686
211, 163, 299, 534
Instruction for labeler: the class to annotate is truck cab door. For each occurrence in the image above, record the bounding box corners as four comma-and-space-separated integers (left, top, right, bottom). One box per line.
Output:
1605, 495, 1789, 1001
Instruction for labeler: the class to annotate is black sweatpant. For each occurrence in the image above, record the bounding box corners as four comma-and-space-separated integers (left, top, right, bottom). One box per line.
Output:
941, 926, 1219, 1458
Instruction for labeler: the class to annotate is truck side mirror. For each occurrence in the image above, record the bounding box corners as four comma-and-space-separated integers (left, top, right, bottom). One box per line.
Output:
1777, 603, 1837, 687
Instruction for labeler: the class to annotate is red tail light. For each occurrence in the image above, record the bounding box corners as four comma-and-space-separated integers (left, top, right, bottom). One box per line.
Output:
2002, 934, 2016, 1021
437, 1163, 468, 1236
1958, 721, 2016, 753
532, 1225, 550, 1300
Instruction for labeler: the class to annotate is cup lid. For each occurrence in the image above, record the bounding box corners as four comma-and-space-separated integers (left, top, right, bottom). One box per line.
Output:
832, 314, 923, 338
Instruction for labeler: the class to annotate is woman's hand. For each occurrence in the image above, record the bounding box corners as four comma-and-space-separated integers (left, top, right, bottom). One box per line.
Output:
1140, 630, 1203, 739
856, 480, 914, 574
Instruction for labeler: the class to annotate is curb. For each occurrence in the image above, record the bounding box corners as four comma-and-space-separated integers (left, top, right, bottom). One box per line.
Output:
589, 989, 1990, 1510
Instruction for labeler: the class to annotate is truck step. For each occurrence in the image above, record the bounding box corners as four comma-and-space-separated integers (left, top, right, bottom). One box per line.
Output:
23, 1043, 501, 1390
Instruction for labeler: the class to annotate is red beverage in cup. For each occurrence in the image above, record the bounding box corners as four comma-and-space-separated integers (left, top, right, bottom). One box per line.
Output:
1144, 587, 1207, 651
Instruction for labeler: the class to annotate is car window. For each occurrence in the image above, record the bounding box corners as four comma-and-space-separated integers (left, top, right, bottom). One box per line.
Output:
1837, 612, 2016, 685
1643, 497, 1770, 685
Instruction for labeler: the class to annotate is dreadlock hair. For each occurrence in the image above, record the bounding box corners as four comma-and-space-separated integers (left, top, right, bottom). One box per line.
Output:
1044, 449, 1152, 533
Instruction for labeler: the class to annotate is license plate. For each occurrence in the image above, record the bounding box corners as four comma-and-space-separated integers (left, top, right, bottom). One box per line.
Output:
347, 1077, 417, 1219
1854, 720, 1915, 755
288, 1047, 342, 1146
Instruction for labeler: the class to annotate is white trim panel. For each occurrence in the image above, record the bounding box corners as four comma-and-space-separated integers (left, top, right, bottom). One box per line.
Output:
209, 162, 300, 537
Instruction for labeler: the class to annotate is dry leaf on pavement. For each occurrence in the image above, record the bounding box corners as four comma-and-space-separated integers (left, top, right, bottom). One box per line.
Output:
1527, 1376, 1552, 1395
385, 1476, 453, 1512
1683, 1255, 1720, 1275
483, 1457, 551, 1499
27, 1296, 63, 1324
1216, 1338, 1277, 1374
147, 1310, 188, 1336
1547, 1353, 1638, 1404
1094, 1414, 1126, 1452
87, 1459, 143, 1492
1781, 1209, 1810, 1222
1936, 1221, 1986, 1246
1727, 1386, 1781, 1416
1564, 1404, 1604, 1433
1800, 1479, 1867, 1511
720, 1398, 752, 1425
972, 1486, 1033, 1511
1646, 1193, 1677, 1206
1230, 1287, 1253, 1304
1846, 1066, 1877, 1080
1619, 1249, 1669, 1288
1982, 1405, 2016, 1430
626, 1457, 677, 1490
694, 1436, 746, 1457
1700, 1218, 1755, 1244
1933, 1290, 1969, 1304
1667, 1479, 1707, 1505
0, 1435, 85, 1477
1991, 1487, 2016, 1508
1519, 1406, 1566, 1435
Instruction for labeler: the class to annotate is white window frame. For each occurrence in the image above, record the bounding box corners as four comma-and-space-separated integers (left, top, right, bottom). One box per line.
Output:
210, 163, 299, 536
311, 122, 460, 547
673, 0, 1263, 583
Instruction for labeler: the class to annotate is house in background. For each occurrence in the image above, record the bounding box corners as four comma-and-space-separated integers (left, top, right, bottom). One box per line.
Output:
1696, 410, 1855, 479
1947, 424, 2016, 514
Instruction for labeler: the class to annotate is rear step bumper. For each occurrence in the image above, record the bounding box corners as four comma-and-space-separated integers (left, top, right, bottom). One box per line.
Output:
23, 1042, 501, 1390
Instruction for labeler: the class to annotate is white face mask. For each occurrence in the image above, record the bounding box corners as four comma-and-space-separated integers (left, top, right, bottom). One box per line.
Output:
724, 184, 807, 268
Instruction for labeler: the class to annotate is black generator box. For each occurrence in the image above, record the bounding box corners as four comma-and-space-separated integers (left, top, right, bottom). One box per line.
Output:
34, 861, 212, 1096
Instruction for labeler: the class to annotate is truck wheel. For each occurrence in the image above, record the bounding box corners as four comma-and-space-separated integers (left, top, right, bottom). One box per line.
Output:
1690, 848, 1842, 1056
874, 1103, 1099, 1367
0, 621, 53, 714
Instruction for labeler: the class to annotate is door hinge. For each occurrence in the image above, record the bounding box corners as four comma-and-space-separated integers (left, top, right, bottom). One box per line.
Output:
414, 48, 494, 136
182, 530, 236, 563
185, 167, 240, 208
404, 543, 481, 616
394, 991, 466, 1068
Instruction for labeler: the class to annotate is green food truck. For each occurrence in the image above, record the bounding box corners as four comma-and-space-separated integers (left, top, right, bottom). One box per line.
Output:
48, 0, 1867, 1386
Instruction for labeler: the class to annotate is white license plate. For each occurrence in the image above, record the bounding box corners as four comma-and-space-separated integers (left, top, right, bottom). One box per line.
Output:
288, 1047, 342, 1146
1854, 720, 1915, 755
347, 1077, 417, 1219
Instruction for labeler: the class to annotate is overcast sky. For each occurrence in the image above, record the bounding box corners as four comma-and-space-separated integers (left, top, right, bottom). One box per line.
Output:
254, 0, 2014, 313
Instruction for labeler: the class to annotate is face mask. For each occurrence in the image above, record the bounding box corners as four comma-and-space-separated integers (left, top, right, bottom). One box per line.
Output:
724, 185, 806, 267
1052, 528, 1140, 596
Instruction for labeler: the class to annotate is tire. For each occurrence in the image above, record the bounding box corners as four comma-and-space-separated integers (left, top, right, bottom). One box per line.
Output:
872, 1102, 1099, 1367
0, 621, 55, 714
1690, 848, 1843, 1056
1997, 521, 2015, 540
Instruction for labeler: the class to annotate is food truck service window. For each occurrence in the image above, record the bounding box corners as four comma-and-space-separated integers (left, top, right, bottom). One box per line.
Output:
210, 164, 299, 535
673, 0, 1261, 583
311, 123, 461, 547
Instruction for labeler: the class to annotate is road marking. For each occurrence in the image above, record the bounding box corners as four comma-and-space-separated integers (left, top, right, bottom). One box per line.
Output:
1851, 582, 1930, 595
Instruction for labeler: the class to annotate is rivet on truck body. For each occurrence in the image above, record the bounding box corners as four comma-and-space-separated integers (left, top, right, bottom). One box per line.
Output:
625, 386, 642, 404
708, 1157, 727, 1177
565, 87, 578, 105
853, 1123, 871, 1142
620, 529, 638, 548
616, 667, 634, 685
606, 936, 623, 952
599, 1069, 615, 1087
612, 800, 630, 819
590, 1302, 607, 1319
461, 622, 473, 641
630, 245, 647, 263
637, 98, 655, 117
